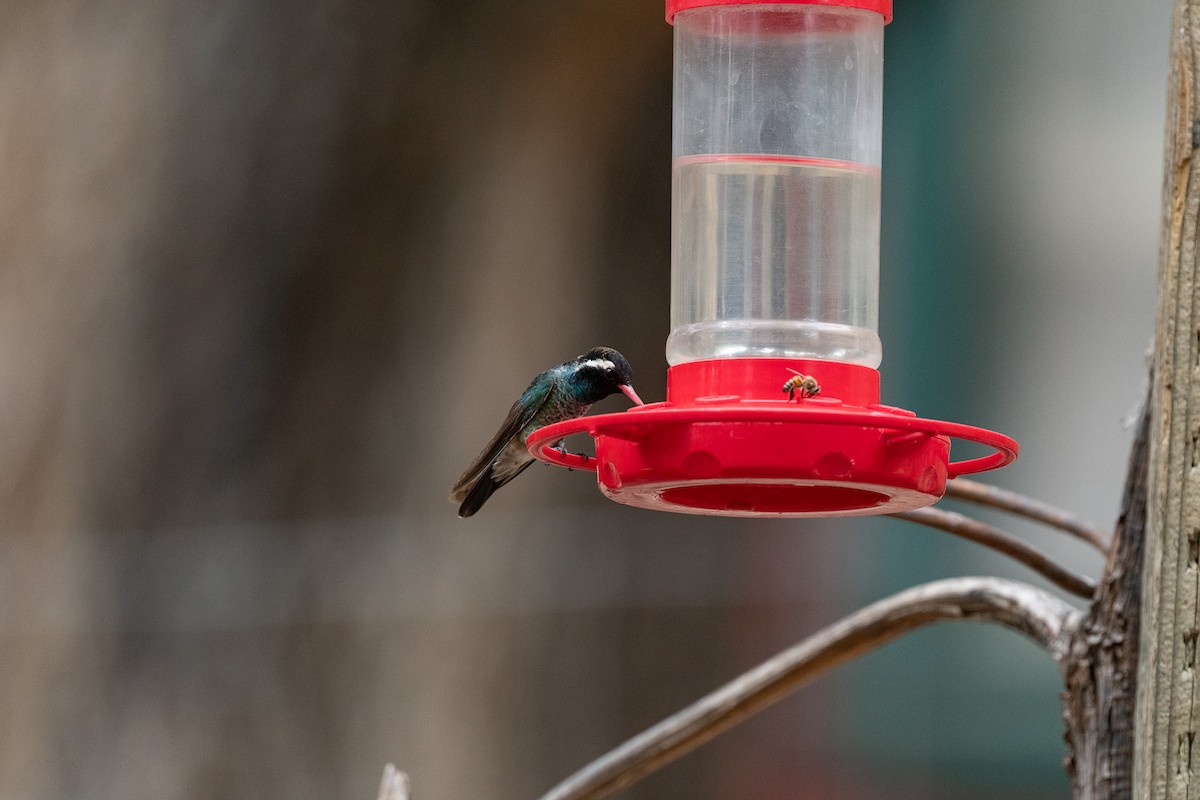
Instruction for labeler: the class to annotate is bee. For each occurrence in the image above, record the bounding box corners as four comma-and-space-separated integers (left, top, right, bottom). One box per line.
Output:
782, 368, 820, 401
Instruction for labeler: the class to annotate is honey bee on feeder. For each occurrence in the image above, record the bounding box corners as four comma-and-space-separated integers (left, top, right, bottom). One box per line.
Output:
783, 369, 820, 401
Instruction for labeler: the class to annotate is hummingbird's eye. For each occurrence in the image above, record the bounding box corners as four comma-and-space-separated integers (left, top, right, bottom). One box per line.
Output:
604, 367, 616, 380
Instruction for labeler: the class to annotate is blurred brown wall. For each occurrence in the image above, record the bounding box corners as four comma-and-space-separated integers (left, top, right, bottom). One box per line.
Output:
0, 3, 780, 799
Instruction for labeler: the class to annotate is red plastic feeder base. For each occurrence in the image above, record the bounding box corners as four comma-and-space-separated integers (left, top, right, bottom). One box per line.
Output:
526, 359, 1017, 518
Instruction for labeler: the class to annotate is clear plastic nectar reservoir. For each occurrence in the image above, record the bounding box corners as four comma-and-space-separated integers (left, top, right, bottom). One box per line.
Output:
667, 4, 884, 367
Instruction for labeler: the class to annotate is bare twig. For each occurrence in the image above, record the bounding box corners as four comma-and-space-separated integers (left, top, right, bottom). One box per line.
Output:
377, 764, 410, 800
945, 478, 1112, 554
890, 507, 1097, 599
536, 577, 1081, 800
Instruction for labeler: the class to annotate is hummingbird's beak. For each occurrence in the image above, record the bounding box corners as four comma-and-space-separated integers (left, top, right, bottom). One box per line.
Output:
619, 384, 645, 406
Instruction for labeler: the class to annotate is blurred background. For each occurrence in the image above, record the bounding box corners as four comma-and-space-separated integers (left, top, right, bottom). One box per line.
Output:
0, 1, 1167, 798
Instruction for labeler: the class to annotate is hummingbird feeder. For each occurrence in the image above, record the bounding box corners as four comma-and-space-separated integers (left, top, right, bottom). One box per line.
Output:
527, 0, 1017, 517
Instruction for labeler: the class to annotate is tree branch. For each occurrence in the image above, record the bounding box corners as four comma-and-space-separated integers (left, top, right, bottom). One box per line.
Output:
890, 507, 1098, 599
945, 478, 1112, 554
536, 577, 1082, 800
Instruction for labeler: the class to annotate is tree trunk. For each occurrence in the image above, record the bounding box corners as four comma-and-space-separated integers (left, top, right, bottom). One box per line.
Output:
1134, 1, 1200, 796
1064, 402, 1148, 798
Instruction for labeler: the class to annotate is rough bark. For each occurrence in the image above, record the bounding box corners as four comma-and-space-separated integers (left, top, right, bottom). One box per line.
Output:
1064, 400, 1149, 798
1134, 1, 1200, 797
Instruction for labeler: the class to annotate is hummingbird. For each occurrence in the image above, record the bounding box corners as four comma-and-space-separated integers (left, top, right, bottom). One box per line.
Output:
450, 347, 644, 518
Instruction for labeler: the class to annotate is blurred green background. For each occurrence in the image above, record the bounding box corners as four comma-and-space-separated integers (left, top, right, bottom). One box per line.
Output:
0, 1, 1166, 798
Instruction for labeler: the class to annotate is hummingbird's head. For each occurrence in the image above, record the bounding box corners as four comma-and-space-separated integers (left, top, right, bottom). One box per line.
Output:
574, 347, 643, 406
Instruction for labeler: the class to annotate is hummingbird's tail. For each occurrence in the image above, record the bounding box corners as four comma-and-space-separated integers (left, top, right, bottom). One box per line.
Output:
456, 460, 535, 518
457, 472, 500, 518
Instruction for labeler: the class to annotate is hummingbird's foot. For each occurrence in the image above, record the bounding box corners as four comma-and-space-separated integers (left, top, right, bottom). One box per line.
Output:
554, 442, 593, 466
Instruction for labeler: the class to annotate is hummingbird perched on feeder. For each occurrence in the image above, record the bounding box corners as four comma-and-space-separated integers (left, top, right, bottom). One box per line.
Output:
450, 347, 644, 518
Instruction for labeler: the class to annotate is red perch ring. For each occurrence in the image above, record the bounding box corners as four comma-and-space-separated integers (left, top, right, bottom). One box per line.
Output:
525, 359, 1017, 518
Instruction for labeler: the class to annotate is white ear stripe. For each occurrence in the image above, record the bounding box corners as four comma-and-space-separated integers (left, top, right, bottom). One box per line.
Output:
582, 358, 616, 371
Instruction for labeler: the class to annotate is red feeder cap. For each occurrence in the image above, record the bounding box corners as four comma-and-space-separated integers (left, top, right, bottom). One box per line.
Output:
526, 359, 1017, 519
666, 0, 893, 24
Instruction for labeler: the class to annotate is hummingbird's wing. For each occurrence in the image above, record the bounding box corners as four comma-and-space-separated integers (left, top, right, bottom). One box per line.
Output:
449, 380, 554, 503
